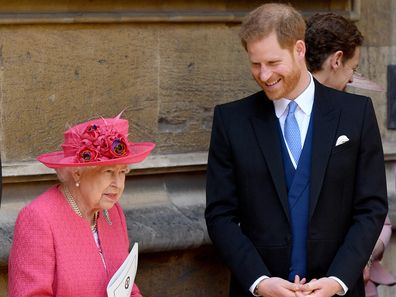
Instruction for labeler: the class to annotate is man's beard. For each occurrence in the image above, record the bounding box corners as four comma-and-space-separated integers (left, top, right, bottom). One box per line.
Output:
258, 63, 301, 100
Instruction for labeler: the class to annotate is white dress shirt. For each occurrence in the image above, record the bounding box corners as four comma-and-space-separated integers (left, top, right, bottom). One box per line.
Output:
273, 73, 315, 168
249, 72, 347, 296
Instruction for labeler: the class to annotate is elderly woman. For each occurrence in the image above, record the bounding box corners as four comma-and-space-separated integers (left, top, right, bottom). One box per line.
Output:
8, 114, 155, 297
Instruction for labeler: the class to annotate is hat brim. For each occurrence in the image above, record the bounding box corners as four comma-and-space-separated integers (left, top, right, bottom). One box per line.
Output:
37, 142, 155, 168
347, 73, 384, 92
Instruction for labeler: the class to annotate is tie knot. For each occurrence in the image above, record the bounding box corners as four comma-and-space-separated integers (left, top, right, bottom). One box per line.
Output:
288, 101, 298, 114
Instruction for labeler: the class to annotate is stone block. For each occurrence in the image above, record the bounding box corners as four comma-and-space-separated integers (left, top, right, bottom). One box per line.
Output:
0, 24, 159, 162
156, 24, 258, 153
136, 246, 229, 297
358, 0, 393, 47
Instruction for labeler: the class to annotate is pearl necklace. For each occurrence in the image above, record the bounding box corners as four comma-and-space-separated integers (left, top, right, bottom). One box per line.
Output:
62, 185, 98, 232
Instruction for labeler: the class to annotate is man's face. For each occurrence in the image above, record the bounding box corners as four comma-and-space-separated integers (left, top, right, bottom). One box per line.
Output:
333, 47, 361, 91
247, 32, 304, 100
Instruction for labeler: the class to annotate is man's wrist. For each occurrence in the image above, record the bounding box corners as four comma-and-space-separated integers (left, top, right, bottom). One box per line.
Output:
328, 276, 348, 296
253, 283, 260, 295
250, 276, 269, 296
254, 280, 264, 296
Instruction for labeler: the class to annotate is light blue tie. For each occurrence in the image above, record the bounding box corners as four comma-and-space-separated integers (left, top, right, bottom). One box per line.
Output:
285, 101, 302, 164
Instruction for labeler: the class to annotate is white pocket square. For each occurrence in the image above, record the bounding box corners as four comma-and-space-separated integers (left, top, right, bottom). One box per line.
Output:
335, 135, 349, 146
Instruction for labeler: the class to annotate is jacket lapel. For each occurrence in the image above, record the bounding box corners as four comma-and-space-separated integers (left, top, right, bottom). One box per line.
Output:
309, 82, 341, 218
250, 95, 290, 222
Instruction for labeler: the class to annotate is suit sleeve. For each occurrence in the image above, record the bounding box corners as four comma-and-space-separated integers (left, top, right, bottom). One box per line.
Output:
8, 206, 55, 297
326, 98, 388, 288
205, 105, 269, 291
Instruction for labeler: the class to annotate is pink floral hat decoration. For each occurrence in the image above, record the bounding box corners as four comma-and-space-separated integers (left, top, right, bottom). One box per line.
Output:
37, 113, 155, 168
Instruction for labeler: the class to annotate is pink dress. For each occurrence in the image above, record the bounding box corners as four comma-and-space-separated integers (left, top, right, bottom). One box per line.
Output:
8, 185, 142, 297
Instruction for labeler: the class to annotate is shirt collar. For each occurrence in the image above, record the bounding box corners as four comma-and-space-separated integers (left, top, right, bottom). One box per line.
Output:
273, 72, 315, 118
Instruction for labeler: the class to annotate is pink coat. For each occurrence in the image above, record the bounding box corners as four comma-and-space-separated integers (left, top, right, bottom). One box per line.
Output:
365, 216, 396, 297
8, 185, 142, 297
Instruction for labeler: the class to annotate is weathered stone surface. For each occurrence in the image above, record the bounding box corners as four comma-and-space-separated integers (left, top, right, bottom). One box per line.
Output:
136, 245, 230, 297
1, 0, 396, 296
0, 0, 352, 14
0, 24, 159, 162
358, 0, 393, 47
157, 24, 258, 153
348, 45, 396, 143
0, 22, 259, 161
0, 268, 7, 297
126, 205, 208, 252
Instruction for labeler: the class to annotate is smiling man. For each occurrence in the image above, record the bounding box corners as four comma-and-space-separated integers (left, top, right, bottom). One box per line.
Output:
205, 3, 388, 297
248, 31, 308, 101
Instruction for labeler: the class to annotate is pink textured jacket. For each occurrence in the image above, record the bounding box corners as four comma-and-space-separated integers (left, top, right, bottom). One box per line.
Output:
8, 185, 142, 297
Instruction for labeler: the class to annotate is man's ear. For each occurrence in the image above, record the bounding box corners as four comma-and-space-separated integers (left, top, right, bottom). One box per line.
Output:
330, 50, 344, 70
295, 40, 306, 59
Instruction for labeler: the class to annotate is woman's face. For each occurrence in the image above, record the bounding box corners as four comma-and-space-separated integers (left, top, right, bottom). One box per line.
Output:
77, 164, 129, 211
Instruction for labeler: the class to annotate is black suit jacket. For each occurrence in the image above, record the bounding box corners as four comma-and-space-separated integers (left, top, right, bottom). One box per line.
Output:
205, 80, 388, 297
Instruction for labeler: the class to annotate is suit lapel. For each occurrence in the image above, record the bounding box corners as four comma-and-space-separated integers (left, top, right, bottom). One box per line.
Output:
250, 95, 290, 222
309, 82, 341, 218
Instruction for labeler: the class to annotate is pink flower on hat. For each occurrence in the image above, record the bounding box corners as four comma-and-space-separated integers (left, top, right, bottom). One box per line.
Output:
109, 135, 129, 157
74, 124, 129, 163
77, 146, 100, 162
81, 124, 102, 141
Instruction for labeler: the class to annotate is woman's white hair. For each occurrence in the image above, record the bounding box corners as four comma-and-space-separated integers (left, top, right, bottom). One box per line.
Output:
55, 166, 95, 184
55, 164, 130, 184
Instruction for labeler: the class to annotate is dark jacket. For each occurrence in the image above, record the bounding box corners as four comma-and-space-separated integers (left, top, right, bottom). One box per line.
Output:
205, 80, 388, 297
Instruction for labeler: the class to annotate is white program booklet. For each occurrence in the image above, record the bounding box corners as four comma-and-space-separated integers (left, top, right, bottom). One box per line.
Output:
107, 242, 138, 297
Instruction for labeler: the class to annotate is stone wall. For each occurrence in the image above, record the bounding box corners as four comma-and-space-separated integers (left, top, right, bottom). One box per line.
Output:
1, 0, 396, 296
0, 0, 357, 162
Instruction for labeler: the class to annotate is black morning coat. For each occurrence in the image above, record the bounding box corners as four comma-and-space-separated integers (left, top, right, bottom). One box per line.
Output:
205, 79, 388, 297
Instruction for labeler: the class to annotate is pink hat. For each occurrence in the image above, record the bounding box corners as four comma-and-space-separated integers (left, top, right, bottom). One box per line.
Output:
347, 72, 384, 92
37, 113, 155, 168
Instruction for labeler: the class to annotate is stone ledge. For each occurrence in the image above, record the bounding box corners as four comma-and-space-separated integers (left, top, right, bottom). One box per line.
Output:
125, 204, 209, 253
0, 11, 247, 24
0, 0, 361, 24
2, 141, 395, 181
